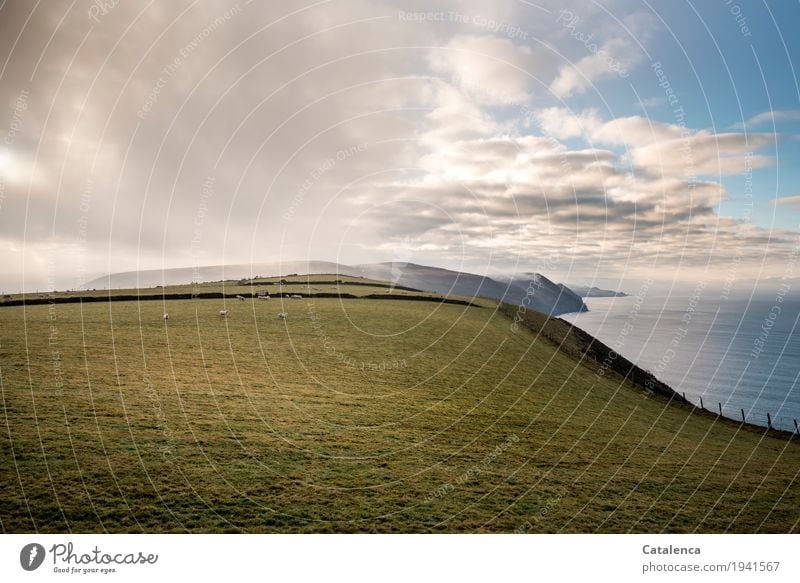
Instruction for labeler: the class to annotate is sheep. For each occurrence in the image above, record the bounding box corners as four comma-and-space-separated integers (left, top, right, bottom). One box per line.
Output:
277, 312, 287, 320
290, 294, 302, 299
162, 313, 169, 321
219, 309, 229, 317
258, 295, 270, 300
236, 295, 245, 301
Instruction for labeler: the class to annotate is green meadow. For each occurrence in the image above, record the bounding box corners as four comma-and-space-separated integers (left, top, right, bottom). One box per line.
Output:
0, 281, 798, 533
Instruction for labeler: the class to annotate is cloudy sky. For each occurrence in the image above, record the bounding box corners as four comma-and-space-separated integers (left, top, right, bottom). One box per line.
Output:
1, 0, 799, 293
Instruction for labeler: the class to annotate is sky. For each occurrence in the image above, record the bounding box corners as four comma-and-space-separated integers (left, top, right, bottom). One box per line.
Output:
1, 0, 799, 293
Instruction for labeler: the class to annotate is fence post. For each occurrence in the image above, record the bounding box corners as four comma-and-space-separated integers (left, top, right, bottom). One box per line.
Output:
794, 419, 799, 437
741, 409, 746, 423
699, 396, 704, 410
767, 412, 772, 429
718, 402, 722, 416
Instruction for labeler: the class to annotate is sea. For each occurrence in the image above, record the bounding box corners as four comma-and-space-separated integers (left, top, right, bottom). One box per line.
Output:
561, 285, 800, 432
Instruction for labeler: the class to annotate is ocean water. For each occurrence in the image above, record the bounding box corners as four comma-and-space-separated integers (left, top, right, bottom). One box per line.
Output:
561, 287, 800, 432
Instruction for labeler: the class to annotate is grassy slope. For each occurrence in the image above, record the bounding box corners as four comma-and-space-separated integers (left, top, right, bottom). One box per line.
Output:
0, 287, 798, 533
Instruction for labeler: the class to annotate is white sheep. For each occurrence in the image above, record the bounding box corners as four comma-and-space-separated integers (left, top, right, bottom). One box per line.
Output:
277, 312, 287, 320
219, 309, 229, 317
162, 313, 169, 321
236, 295, 245, 301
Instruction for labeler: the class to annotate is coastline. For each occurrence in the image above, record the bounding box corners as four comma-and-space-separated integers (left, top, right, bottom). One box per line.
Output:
501, 302, 800, 442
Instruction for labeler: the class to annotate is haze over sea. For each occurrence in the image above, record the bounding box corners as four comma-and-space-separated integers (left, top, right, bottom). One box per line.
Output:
562, 286, 800, 432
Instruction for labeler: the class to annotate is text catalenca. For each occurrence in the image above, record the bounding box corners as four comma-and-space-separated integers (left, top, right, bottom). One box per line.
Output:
642, 545, 700, 555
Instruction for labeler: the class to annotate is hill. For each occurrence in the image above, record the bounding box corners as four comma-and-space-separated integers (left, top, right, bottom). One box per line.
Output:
0, 276, 797, 533
80, 260, 347, 290
568, 285, 629, 298
354, 263, 586, 316
82, 261, 588, 316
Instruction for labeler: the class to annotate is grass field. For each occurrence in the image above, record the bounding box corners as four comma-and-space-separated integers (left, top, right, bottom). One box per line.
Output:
1, 274, 424, 302
0, 283, 798, 533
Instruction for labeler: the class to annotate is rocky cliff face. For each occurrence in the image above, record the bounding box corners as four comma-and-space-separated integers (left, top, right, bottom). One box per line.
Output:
499, 273, 588, 316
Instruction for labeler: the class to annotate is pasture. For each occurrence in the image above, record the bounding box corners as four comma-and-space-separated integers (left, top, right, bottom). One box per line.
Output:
0, 274, 423, 303
0, 290, 798, 532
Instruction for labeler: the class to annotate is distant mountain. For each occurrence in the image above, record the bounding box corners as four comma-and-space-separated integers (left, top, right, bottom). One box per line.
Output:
81, 261, 348, 290
353, 263, 586, 316
568, 285, 629, 298
83, 261, 588, 316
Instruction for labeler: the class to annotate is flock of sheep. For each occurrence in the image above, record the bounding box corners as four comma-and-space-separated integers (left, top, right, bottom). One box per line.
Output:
161, 293, 303, 322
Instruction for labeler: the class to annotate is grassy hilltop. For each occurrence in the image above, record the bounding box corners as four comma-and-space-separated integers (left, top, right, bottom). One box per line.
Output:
0, 276, 798, 533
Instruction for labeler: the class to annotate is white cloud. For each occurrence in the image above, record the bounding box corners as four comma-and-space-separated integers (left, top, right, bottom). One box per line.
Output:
419, 83, 502, 148
629, 132, 775, 176
775, 195, 800, 206
533, 110, 691, 148
531, 111, 774, 179
428, 35, 548, 105
591, 116, 686, 147
731, 109, 800, 129
546, 112, 779, 177
637, 96, 668, 109
549, 38, 641, 98
533, 106, 602, 140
